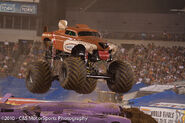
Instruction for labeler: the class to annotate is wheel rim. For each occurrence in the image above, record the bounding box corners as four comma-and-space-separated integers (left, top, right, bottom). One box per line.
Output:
26, 71, 34, 87
62, 67, 67, 79
29, 74, 33, 83
26, 71, 31, 82
107, 62, 119, 84
60, 64, 67, 83
108, 68, 116, 84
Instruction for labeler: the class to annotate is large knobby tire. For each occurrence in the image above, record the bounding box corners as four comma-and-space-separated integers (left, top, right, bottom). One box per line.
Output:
26, 61, 52, 94
75, 78, 97, 94
107, 60, 135, 93
59, 57, 86, 90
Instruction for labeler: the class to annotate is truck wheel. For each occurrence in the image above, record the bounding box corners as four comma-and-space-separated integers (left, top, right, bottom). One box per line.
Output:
75, 78, 97, 94
45, 46, 52, 59
26, 61, 52, 93
59, 57, 86, 90
107, 60, 135, 93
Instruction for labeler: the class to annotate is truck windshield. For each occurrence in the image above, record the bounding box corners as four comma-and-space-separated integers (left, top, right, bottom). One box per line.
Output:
78, 31, 100, 37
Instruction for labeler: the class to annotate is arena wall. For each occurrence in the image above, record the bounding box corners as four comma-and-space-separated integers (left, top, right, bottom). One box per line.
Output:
0, 29, 40, 42
0, 28, 184, 47
107, 39, 185, 47
66, 11, 185, 33
7, 0, 39, 3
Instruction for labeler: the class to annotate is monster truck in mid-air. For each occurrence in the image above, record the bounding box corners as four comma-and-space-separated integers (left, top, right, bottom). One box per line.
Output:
26, 20, 135, 94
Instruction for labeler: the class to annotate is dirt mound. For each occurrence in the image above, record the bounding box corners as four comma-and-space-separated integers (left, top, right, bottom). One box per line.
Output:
120, 107, 157, 123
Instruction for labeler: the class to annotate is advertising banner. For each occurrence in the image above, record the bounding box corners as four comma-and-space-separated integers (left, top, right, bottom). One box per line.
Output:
140, 106, 185, 123
0, 2, 37, 14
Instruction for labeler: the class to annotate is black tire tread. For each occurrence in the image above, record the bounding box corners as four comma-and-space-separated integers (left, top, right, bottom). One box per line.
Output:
107, 60, 135, 93
75, 78, 97, 94
26, 61, 52, 93
60, 57, 97, 94
60, 57, 86, 90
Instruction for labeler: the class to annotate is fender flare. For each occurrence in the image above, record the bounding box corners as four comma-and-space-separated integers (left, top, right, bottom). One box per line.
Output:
43, 38, 51, 48
71, 44, 86, 57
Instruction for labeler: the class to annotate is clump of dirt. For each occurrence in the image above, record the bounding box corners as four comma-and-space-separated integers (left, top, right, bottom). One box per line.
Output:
120, 107, 157, 123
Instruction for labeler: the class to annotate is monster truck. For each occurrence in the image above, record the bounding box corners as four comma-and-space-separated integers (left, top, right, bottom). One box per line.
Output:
25, 20, 135, 94
0, 96, 131, 123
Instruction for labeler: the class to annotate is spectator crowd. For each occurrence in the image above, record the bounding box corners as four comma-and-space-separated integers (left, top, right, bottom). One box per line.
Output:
0, 41, 16, 77
0, 41, 44, 79
117, 43, 185, 84
0, 41, 184, 85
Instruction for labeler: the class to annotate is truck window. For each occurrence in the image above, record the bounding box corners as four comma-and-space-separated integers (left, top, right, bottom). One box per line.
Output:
78, 31, 100, 37
65, 30, 76, 36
